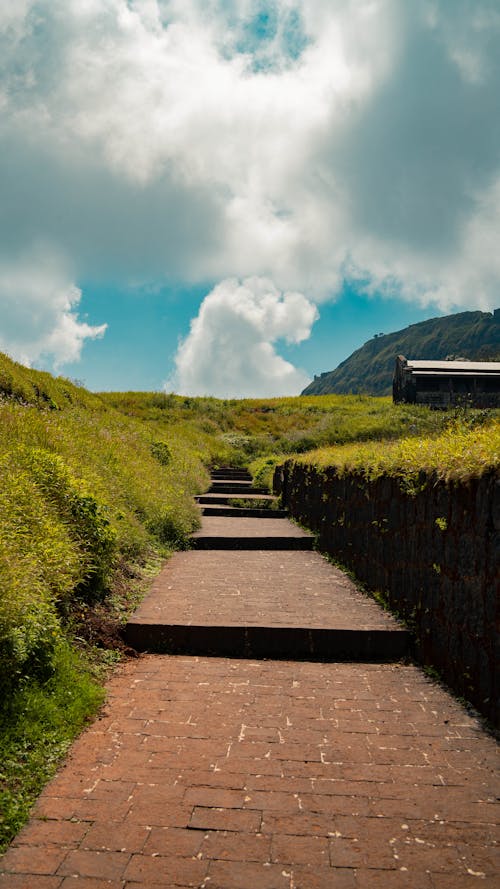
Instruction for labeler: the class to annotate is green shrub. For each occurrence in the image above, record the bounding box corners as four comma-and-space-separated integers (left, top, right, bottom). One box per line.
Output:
0, 555, 60, 695
23, 448, 117, 600
150, 440, 172, 466
0, 454, 80, 693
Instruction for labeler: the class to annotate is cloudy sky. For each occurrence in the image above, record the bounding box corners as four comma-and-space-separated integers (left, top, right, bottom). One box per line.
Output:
1, 1, 499, 397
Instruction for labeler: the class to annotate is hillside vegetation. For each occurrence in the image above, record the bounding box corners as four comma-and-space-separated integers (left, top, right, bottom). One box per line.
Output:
302, 309, 500, 396
0, 350, 497, 851
0, 353, 216, 849
101, 390, 448, 461
287, 419, 500, 486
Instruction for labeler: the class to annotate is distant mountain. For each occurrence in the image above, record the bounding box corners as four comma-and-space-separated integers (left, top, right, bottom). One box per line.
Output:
302, 309, 500, 396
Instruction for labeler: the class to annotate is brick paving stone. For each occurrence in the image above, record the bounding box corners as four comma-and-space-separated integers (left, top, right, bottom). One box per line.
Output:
175, 769, 248, 790
0, 877, 63, 889
81, 821, 150, 853
142, 827, 205, 858
183, 787, 247, 809
207, 859, 291, 888
291, 865, 356, 888
125, 801, 192, 828
428, 875, 500, 888
13, 819, 89, 848
59, 881, 125, 889
2, 657, 499, 887
200, 830, 271, 862
126, 551, 403, 631
354, 869, 433, 888
271, 834, 329, 865
56, 849, 130, 880
329, 834, 397, 869
0, 844, 69, 876
189, 806, 263, 832
122, 853, 207, 886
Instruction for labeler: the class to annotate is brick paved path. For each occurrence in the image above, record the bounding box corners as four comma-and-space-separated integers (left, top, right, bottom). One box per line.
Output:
125, 551, 402, 630
191, 516, 312, 540
1, 470, 499, 887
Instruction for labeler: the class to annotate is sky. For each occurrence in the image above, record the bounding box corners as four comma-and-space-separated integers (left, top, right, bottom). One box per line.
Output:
0, 1, 499, 397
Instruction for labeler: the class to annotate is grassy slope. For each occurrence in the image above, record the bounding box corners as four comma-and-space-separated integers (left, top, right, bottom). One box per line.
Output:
0, 356, 218, 850
102, 391, 449, 461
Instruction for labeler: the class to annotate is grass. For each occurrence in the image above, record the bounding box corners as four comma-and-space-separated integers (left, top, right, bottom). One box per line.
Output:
289, 417, 500, 486
103, 390, 453, 469
0, 641, 106, 852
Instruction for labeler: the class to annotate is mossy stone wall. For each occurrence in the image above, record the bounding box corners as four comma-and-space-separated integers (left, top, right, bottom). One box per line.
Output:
275, 463, 499, 726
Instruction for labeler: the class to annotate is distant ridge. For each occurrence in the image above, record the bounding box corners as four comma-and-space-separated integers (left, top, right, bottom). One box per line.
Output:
302, 309, 500, 396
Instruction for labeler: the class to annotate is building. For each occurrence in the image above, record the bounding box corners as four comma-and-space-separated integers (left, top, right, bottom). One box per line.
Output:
393, 356, 500, 407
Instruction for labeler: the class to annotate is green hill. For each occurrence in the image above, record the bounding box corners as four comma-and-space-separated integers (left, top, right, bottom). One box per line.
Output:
302, 309, 500, 396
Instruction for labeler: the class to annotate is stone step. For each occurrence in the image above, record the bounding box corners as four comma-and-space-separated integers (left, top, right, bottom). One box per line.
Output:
124, 550, 410, 661
124, 622, 410, 660
197, 493, 277, 504
201, 506, 288, 518
208, 483, 269, 494
190, 516, 314, 550
210, 469, 251, 480
191, 536, 314, 550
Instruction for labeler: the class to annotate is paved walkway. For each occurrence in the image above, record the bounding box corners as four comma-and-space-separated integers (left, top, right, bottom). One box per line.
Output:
124, 551, 402, 630
1, 470, 499, 887
191, 516, 312, 540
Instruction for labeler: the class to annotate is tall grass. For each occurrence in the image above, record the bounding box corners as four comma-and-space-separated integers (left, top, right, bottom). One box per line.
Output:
287, 418, 500, 485
0, 358, 213, 849
103, 390, 452, 466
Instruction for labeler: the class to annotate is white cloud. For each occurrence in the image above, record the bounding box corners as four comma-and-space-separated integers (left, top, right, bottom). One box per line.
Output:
0, 1, 499, 387
171, 277, 318, 396
0, 249, 106, 367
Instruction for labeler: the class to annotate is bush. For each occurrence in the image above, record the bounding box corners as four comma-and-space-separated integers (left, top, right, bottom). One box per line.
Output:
150, 440, 172, 466
24, 448, 117, 600
0, 555, 60, 695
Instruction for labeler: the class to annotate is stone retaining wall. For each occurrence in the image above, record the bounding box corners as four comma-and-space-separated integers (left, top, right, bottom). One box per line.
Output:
274, 462, 499, 726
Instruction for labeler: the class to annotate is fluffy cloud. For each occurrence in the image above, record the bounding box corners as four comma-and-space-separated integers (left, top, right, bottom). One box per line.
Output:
171, 277, 318, 397
0, 249, 106, 367
0, 1, 499, 381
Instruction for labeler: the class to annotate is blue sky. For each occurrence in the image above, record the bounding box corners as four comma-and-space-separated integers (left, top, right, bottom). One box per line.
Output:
60, 283, 440, 393
0, 1, 499, 397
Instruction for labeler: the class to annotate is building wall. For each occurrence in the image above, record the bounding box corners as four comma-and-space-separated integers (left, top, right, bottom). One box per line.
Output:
275, 461, 499, 726
393, 357, 500, 406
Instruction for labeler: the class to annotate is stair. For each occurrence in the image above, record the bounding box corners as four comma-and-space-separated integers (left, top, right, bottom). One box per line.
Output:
208, 482, 269, 495
201, 506, 288, 518
125, 468, 410, 661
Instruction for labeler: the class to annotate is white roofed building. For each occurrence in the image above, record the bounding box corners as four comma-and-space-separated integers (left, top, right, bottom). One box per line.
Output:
393, 357, 500, 407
